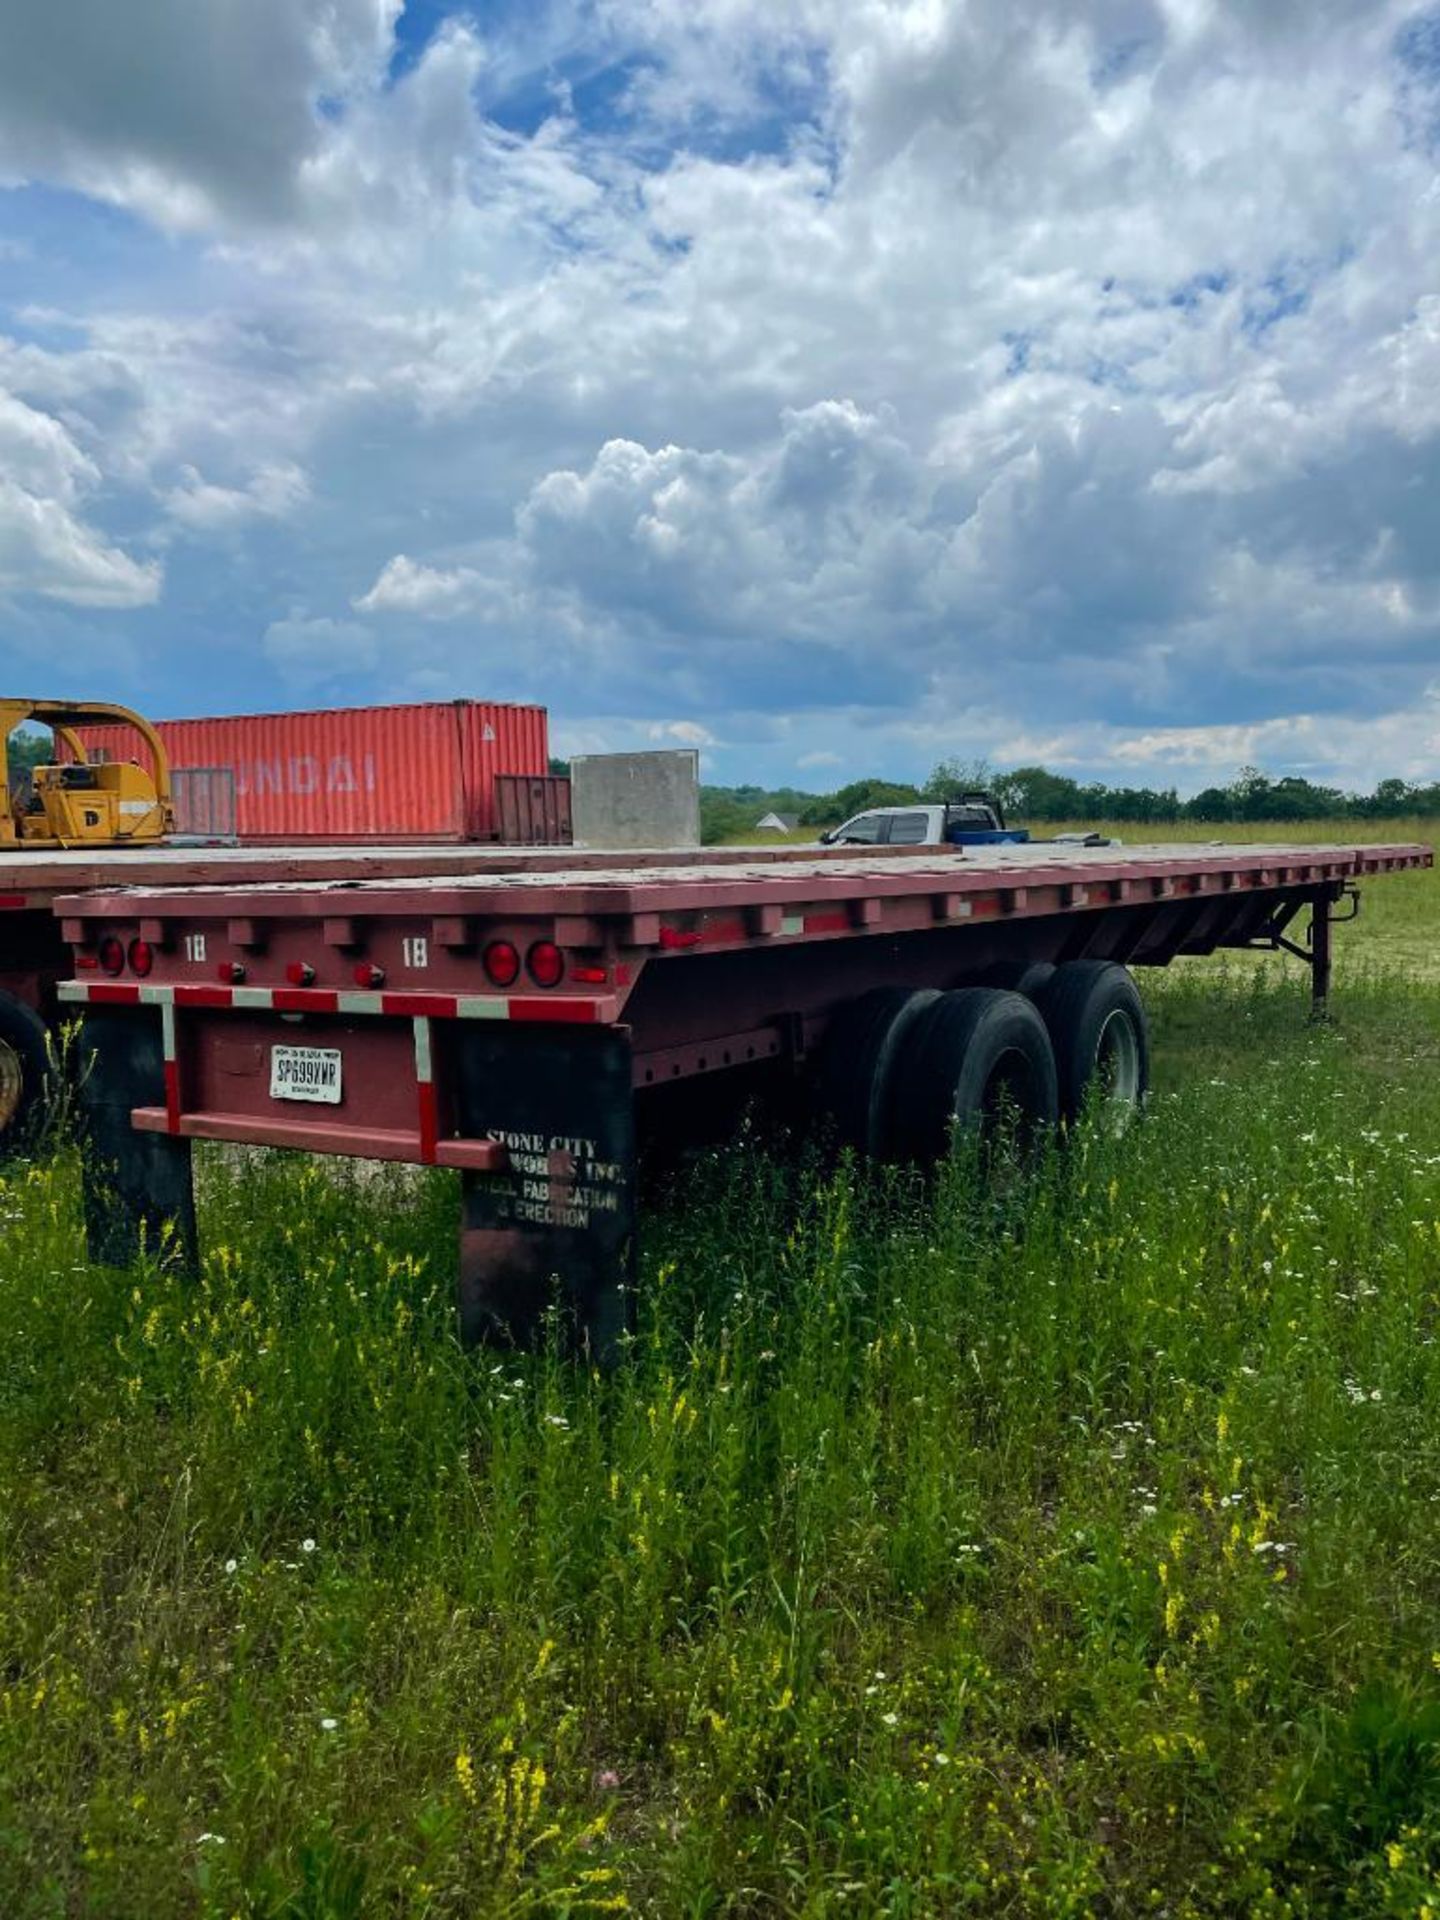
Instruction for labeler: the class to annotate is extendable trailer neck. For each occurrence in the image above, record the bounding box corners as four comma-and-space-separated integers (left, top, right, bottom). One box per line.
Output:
55, 839, 1431, 1359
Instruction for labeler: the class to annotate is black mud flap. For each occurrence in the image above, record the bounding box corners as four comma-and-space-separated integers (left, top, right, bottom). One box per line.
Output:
455, 1024, 635, 1364
78, 1011, 197, 1272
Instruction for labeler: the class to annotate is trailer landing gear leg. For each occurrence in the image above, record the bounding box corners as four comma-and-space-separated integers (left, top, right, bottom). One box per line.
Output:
454, 1026, 636, 1366
78, 1012, 197, 1271
1310, 890, 1333, 1023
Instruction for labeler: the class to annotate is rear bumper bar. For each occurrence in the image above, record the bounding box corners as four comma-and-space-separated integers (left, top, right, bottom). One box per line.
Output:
129, 1105, 508, 1170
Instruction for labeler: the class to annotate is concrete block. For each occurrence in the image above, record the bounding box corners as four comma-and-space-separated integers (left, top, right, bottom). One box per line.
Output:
570, 750, 701, 849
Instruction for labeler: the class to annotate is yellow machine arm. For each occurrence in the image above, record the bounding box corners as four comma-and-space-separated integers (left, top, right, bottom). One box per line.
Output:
0, 699, 174, 849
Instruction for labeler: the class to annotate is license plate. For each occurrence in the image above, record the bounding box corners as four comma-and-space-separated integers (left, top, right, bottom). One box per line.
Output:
270, 1045, 343, 1105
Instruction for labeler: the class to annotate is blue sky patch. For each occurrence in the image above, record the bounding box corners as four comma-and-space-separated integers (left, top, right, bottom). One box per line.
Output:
0, 0, 1435, 792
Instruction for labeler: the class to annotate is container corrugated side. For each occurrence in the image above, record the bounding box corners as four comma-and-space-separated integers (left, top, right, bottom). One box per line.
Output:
459, 702, 551, 839
494, 773, 573, 845
76, 700, 549, 841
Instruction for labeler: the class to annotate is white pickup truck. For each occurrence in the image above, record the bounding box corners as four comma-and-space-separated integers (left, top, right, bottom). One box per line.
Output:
819, 797, 1115, 850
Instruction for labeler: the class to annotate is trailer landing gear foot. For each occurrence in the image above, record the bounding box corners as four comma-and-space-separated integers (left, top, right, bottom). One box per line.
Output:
78, 1012, 197, 1272
454, 1025, 636, 1366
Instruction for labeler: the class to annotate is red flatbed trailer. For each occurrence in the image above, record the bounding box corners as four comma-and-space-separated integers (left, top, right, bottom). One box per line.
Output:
48, 836, 1430, 1358
0, 839, 853, 1147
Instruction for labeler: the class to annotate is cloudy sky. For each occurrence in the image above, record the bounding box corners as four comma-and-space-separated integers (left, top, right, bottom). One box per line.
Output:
0, 0, 1437, 792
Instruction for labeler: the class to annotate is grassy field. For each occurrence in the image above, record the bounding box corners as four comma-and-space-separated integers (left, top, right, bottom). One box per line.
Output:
1, 821, 1437, 1917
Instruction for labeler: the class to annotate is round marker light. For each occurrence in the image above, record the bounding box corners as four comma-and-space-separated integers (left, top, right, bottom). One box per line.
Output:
483, 940, 520, 988
218, 961, 246, 984
128, 938, 154, 978
354, 962, 385, 989
527, 940, 564, 988
285, 961, 316, 987
98, 936, 125, 977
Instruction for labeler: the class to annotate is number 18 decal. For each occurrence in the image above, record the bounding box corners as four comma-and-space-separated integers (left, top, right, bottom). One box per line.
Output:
403, 936, 429, 970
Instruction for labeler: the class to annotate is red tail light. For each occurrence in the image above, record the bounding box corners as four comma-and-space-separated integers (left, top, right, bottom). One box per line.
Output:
527, 940, 564, 988
571, 965, 609, 985
128, 939, 154, 978
483, 941, 520, 988
98, 936, 125, 977
285, 961, 316, 987
218, 961, 246, 984
354, 963, 385, 988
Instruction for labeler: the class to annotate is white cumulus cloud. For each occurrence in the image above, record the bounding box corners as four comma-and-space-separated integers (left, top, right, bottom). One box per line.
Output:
0, 388, 160, 607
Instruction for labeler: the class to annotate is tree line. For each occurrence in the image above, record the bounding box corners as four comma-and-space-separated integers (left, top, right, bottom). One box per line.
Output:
700, 761, 1440, 842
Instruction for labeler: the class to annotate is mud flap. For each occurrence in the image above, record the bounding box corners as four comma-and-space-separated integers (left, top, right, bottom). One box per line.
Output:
78, 1011, 197, 1272
454, 1024, 635, 1364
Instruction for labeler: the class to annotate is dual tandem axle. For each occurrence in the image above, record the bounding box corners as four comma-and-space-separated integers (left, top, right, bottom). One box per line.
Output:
39, 839, 1432, 1358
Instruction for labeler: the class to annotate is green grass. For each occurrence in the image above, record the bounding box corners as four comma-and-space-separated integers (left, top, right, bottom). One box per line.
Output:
1, 824, 1438, 1916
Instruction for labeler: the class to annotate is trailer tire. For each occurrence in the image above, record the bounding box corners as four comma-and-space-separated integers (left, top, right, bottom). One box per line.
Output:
1033, 961, 1149, 1126
978, 960, 1056, 1000
814, 985, 941, 1155
0, 993, 56, 1154
888, 988, 1059, 1165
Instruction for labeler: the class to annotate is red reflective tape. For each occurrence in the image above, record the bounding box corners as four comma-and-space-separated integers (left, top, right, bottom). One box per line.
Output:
273, 989, 339, 1013
803, 910, 851, 935
509, 997, 600, 1024
381, 993, 457, 1018
702, 916, 749, 944
417, 1080, 439, 1165
658, 927, 703, 949
173, 985, 237, 1009
88, 983, 142, 1004
164, 1059, 181, 1135
0, 894, 28, 910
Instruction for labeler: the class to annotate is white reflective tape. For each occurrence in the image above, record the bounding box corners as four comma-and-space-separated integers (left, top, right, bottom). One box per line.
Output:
230, 987, 275, 1010
119, 800, 155, 817
161, 1000, 177, 1063
455, 996, 511, 1020
337, 992, 384, 1016
413, 1016, 434, 1083
781, 913, 805, 936
140, 984, 172, 1006
57, 982, 89, 1003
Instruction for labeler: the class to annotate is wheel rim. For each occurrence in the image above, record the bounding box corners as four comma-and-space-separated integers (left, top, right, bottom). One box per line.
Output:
0, 1036, 23, 1133
972, 1046, 1046, 1169
1094, 1008, 1142, 1109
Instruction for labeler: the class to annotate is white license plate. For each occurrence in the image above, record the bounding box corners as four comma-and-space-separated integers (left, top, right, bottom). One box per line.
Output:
270, 1045, 343, 1105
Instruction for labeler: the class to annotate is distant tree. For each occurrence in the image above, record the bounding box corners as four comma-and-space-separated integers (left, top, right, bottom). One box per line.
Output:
1186, 785, 1233, 823
5, 728, 49, 793
924, 757, 997, 800
1368, 777, 1416, 818
548, 756, 571, 777
1000, 766, 1085, 821
800, 777, 922, 827
1228, 766, 1274, 821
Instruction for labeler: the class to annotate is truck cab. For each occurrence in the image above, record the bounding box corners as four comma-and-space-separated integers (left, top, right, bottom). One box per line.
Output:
820, 795, 1029, 849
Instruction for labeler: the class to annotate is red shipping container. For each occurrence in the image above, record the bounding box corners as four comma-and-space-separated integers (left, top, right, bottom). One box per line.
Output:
74, 700, 550, 842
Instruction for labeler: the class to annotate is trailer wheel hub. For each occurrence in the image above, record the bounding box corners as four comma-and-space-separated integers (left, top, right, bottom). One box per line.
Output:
1095, 1007, 1142, 1109
0, 1036, 23, 1132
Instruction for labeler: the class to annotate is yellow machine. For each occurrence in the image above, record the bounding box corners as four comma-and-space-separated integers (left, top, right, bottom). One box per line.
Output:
1, 700, 174, 849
